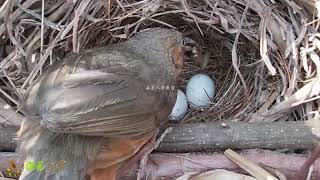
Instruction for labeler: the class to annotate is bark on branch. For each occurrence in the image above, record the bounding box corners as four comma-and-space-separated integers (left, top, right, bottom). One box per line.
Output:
157, 121, 319, 152
0, 121, 319, 152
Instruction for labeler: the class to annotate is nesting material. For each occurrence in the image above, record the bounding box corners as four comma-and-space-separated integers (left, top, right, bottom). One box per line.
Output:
1, 1, 320, 180
224, 149, 278, 180
0, 0, 319, 124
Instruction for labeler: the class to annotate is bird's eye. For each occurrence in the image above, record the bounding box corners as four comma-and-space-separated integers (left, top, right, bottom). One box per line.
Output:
181, 37, 196, 47
181, 38, 186, 46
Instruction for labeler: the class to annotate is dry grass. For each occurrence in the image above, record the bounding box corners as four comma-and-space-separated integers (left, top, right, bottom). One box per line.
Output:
0, 0, 320, 124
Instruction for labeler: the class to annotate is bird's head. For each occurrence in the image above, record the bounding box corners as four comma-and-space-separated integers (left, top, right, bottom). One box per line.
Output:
125, 28, 199, 80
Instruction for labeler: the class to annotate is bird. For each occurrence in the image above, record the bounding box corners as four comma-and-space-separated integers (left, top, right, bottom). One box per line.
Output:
17, 28, 189, 180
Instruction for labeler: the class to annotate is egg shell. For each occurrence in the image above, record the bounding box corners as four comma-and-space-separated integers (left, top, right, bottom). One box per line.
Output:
186, 74, 215, 107
169, 89, 188, 120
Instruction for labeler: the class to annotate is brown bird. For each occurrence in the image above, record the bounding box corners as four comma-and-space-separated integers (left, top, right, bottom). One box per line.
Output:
17, 28, 189, 180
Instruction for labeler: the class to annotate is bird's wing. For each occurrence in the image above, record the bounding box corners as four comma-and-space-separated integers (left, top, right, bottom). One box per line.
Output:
22, 48, 177, 137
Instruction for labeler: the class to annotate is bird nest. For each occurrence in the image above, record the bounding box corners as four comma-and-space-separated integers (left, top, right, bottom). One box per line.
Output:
0, 0, 319, 124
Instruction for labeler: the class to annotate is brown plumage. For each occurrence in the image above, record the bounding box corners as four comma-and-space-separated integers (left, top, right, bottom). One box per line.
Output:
17, 28, 186, 180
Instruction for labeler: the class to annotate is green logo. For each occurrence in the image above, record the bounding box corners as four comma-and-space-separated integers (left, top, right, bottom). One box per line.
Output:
24, 160, 66, 172
24, 161, 44, 172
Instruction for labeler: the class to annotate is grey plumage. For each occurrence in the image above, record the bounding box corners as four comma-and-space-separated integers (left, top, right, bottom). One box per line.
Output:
17, 28, 183, 180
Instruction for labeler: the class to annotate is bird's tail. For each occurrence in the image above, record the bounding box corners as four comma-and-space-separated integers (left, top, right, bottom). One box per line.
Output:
17, 118, 104, 180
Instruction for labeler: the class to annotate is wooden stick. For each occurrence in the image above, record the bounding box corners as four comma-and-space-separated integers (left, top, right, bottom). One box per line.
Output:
125, 149, 320, 180
0, 121, 319, 152
0, 150, 319, 180
157, 121, 319, 152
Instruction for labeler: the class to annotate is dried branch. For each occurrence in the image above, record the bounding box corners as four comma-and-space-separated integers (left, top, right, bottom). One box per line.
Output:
1, 150, 320, 179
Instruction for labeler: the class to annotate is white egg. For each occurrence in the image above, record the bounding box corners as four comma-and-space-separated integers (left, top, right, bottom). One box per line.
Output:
186, 74, 215, 107
169, 89, 188, 120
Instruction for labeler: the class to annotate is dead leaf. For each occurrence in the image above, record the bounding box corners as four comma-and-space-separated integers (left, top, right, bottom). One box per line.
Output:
188, 169, 256, 180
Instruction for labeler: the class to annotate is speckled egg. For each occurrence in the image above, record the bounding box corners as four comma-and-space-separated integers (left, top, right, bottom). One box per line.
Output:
169, 89, 188, 120
186, 74, 215, 107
